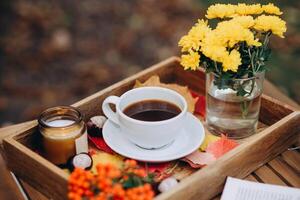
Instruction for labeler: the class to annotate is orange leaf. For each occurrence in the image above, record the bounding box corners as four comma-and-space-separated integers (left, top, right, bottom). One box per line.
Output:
206, 134, 238, 159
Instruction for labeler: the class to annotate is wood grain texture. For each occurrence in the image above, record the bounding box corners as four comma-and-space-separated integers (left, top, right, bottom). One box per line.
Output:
268, 158, 300, 187
281, 150, 300, 173
3, 138, 68, 200
263, 80, 300, 109
244, 174, 259, 182
254, 165, 288, 186
20, 180, 49, 200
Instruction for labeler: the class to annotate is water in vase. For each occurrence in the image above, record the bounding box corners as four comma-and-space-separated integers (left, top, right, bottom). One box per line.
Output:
206, 86, 262, 139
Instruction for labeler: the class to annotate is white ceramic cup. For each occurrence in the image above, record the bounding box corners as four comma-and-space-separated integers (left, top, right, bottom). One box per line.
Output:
102, 87, 188, 149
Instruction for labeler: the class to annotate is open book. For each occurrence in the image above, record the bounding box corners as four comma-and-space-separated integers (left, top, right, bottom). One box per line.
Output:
221, 177, 300, 200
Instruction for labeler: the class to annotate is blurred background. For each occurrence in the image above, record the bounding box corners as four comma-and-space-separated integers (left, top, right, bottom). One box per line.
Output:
0, 0, 299, 125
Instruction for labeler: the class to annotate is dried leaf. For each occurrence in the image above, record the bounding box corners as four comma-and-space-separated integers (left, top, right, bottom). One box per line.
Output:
91, 152, 124, 173
206, 135, 239, 159
145, 162, 171, 174
134, 76, 197, 113
181, 151, 216, 168
88, 135, 115, 154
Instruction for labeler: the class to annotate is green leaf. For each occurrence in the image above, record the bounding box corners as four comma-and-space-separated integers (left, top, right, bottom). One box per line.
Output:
122, 174, 143, 189
143, 173, 155, 184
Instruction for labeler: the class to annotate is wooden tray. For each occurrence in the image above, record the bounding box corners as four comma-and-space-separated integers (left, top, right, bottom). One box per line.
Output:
2, 57, 300, 200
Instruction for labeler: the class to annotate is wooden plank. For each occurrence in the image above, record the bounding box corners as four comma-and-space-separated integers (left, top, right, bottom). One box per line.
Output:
254, 165, 287, 186
259, 94, 296, 125
268, 158, 300, 187
245, 174, 259, 182
0, 155, 25, 200
156, 111, 300, 200
281, 150, 300, 173
19, 179, 49, 200
263, 80, 300, 109
3, 138, 68, 200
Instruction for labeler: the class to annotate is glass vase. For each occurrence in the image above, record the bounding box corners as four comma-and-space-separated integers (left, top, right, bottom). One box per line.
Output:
206, 72, 265, 139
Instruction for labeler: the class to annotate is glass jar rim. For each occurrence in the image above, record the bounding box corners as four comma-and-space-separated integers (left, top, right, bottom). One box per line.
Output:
210, 71, 265, 81
38, 106, 83, 129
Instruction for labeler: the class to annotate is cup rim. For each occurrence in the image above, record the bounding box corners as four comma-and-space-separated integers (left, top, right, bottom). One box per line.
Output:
116, 86, 188, 125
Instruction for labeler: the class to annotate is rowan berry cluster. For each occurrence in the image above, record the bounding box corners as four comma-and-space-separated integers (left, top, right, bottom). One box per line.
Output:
68, 159, 155, 200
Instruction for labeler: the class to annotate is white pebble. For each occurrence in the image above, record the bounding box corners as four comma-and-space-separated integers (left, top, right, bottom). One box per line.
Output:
90, 116, 107, 128
158, 177, 178, 193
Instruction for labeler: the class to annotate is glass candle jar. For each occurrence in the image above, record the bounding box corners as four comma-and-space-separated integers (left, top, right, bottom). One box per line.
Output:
38, 106, 88, 165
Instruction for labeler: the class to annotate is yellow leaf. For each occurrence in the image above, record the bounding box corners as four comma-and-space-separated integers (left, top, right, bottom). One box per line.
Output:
91, 152, 124, 174
199, 134, 220, 151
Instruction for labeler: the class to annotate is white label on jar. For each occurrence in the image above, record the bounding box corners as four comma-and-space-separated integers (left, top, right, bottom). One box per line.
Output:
75, 131, 88, 154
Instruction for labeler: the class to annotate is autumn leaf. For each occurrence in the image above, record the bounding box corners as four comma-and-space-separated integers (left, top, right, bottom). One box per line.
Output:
190, 91, 206, 118
181, 151, 216, 168
206, 135, 239, 159
144, 162, 171, 174
88, 135, 115, 154
199, 134, 220, 151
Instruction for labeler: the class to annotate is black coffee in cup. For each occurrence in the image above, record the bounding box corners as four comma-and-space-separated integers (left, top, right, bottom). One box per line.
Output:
123, 100, 181, 122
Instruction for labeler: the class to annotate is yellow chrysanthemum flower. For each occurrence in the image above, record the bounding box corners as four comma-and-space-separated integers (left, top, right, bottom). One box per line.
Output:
206, 4, 236, 19
262, 3, 282, 15
222, 50, 242, 72
216, 21, 261, 47
178, 20, 211, 52
230, 16, 255, 28
235, 3, 263, 15
178, 35, 201, 52
247, 4, 263, 15
201, 45, 228, 63
254, 15, 287, 38
180, 51, 200, 70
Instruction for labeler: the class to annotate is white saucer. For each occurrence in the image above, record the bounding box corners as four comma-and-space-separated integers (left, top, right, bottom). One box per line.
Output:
102, 113, 205, 162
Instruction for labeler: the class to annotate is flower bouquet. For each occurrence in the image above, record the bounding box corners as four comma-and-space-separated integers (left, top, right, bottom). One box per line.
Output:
178, 3, 287, 138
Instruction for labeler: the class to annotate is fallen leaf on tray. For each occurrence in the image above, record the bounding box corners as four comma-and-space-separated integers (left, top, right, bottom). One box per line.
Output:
191, 92, 206, 118
144, 162, 171, 174
142, 162, 178, 182
181, 151, 216, 168
134, 76, 197, 113
199, 134, 220, 151
88, 135, 115, 154
206, 135, 239, 159
91, 152, 124, 174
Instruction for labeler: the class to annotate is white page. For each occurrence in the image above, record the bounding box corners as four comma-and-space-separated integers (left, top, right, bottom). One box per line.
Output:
221, 177, 300, 200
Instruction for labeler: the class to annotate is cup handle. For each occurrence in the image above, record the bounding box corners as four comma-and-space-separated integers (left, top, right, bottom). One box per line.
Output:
102, 96, 120, 125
